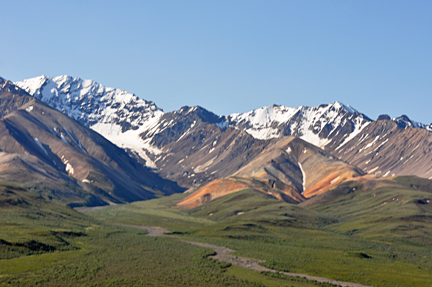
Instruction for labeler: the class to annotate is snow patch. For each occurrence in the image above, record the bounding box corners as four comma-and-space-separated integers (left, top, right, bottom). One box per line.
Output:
336, 121, 370, 150
33, 138, 48, 155
359, 135, 380, 152
330, 176, 340, 185
60, 133, 69, 144
216, 121, 228, 128
66, 163, 74, 175
298, 162, 306, 192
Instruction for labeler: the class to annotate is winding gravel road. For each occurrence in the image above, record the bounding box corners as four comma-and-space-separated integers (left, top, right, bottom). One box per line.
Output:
77, 208, 372, 287
182, 240, 373, 287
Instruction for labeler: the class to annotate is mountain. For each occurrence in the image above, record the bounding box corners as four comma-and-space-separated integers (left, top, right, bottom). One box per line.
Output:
15, 75, 432, 186
225, 102, 371, 146
15, 75, 164, 168
0, 77, 183, 207
177, 136, 364, 209
331, 117, 432, 179
225, 104, 432, 180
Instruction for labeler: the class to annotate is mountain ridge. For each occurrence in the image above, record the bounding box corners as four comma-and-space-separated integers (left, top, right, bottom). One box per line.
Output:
14, 75, 432, 185
0, 77, 184, 206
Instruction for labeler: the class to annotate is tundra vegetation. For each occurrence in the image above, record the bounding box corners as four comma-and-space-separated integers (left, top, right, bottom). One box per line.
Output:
1, 176, 432, 286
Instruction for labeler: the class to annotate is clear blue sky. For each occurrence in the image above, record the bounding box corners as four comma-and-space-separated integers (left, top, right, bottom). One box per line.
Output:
1, 0, 431, 123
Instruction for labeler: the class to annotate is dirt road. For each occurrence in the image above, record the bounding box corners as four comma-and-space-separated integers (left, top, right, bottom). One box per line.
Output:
78, 206, 372, 286
182, 240, 372, 287
109, 222, 373, 287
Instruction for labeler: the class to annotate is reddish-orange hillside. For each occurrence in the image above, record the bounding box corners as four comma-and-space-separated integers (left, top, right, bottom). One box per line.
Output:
177, 178, 249, 209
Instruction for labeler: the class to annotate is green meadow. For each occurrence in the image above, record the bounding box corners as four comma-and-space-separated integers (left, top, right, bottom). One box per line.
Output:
1, 176, 432, 286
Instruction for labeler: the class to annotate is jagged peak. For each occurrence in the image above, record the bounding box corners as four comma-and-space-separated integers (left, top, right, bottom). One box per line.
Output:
16, 74, 162, 108
392, 114, 430, 130
331, 101, 358, 114
173, 105, 223, 124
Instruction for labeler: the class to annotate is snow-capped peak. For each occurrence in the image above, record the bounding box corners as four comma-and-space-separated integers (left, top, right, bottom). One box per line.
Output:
225, 101, 370, 147
15, 75, 165, 168
332, 101, 358, 114
15, 75, 163, 129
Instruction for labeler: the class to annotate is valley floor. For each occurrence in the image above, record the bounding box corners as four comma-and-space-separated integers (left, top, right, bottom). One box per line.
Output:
2, 178, 432, 286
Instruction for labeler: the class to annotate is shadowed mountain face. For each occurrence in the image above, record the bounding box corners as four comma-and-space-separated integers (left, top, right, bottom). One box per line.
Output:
0, 77, 183, 207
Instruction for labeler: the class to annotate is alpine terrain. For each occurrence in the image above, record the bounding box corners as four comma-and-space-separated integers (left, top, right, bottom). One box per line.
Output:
0, 77, 183, 207
15, 75, 432, 193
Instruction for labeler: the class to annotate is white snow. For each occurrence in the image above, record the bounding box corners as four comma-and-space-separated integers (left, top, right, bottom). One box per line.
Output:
17, 75, 432, 174
298, 162, 306, 192
228, 102, 370, 149
374, 138, 389, 151
60, 133, 69, 144
359, 135, 380, 152
330, 176, 340, 185
15, 75, 165, 167
33, 138, 48, 155
91, 113, 163, 169
66, 163, 74, 175
215, 121, 228, 128
336, 121, 370, 150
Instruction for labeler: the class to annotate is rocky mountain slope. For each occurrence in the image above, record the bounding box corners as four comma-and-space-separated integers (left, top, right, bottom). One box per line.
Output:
15, 75, 432, 186
225, 104, 432, 180
177, 136, 365, 209
15, 75, 164, 168
0, 77, 183, 206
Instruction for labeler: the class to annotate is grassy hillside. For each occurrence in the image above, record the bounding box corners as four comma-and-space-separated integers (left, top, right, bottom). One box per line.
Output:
0, 183, 288, 286
0, 183, 225, 285
88, 177, 432, 287
3, 176, 432, 286
305, 177, 432, 245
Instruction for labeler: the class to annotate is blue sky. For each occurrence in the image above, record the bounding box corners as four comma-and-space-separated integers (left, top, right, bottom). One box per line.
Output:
1, 1, 431, 123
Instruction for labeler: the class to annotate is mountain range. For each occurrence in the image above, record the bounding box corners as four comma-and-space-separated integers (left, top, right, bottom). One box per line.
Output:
0, 77, 182, 207
8, 74, 432, 207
